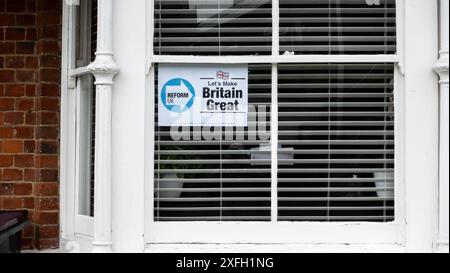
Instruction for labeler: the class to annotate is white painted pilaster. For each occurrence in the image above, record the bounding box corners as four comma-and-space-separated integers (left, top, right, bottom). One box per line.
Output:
88, 0, 119, 253
110, 0, 147, 252
434, 0, 450, 253
404, 0, 439, 253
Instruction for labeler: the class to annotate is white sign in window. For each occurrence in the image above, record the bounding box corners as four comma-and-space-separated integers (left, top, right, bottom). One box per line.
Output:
158, 64, 248, 127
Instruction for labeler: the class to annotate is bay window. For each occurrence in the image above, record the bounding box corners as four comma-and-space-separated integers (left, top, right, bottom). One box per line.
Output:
57, 0, 445, 253
148, 0, 404, 244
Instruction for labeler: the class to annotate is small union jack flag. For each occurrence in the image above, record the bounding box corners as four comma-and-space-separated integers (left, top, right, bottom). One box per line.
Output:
216, 71, 230, 80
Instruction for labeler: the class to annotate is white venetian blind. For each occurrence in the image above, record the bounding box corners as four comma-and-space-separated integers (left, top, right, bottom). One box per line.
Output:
154, 64, 272, 221
279, 0, 397, 54
154, 0, 272, 55
277, 63, 395, 222
152, 1, 397, 223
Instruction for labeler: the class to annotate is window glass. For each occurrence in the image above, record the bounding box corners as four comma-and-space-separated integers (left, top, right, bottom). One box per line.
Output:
277, 63, 395, 222
154, 0, 272, 56
154, 64, 272, 221
75, 0, 98, 67
77, 75, 96, 217
279, 0, 397, 55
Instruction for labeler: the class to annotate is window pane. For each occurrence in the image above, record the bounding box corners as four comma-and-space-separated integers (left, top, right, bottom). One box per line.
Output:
279, 0, 397, 55
154, 64, 272, 221
77, 75, 96, 217
75, 0, 98, 68
154, 0, 272, 56
277, 63, 395, 222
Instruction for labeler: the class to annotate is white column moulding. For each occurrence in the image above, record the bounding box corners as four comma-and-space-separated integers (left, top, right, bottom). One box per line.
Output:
434, 0, 450, 253
110, 0, 146, 252
88, 0, 119, 253
404, 0, 439, 253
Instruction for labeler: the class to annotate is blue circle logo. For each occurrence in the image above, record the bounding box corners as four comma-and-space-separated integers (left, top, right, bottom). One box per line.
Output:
161, 78, 196, 113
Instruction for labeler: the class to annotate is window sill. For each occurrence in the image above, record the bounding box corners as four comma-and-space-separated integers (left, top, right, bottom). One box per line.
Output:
145, 243, 407, 253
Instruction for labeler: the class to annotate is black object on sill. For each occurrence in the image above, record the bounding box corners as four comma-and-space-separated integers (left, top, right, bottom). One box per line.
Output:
0, 210, 30, 253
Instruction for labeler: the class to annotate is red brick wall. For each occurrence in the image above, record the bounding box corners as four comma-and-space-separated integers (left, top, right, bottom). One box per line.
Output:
0, 0, 61, 250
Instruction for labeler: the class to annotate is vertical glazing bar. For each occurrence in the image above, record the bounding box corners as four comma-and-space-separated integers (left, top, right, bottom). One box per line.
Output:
271, 64, 278, 222
271, 0, 280, 223
272, 0, 280, 56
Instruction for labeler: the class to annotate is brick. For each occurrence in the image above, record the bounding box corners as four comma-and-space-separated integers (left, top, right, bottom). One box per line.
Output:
3, 140, 23, 153
35, 182, 58, 196
6, 0, 26, 12
39, 98, 58, 111
36, 197, 58, 210
37, 40, 59, 54
0, 155, 14, 167
25, 112, 37, 125
26, 0, 36, 13
40, 83, 59, 97
16, 98, 35, 111
25, 28, 37, 40
25, 56, 38, 69
38, 169, 58, 182
2, 197, 23, 209
39, 141, 58, 154
4, 84, 25, 97
0, 70, 14, 82
0, 42, 15, 54
22, 196, 34, 209
16, 70, 36, 82
40, 13, 60, 25
15, 126, 34, 139
35, 211, 58, 225
40, 112, 58, 125
0, 0, 62, 250
0, 42, 16, 54
39, 226, 59, 239
3, 112, 24, 125
16, 42, 35, 54
2, 169, 23, 181
0, 98, 14, 110
15, 155, 34, 167
0, 14, 15, 26
24, 140, 35, 153
36, 126, 58, 139
36, 155, 57, 168
16, 14, 36, 26
5, 28, 26, 40
24, 168, 36, 181
0, 183, 13, 195
5, 56, 25, 69
39, 55, 59, 68
13, 182, 33, 195
0, 127, 14, 138
39, 68, 59, 82
39, 0, 61, 12
37, 239, 59, 250
38, 26, 60, 40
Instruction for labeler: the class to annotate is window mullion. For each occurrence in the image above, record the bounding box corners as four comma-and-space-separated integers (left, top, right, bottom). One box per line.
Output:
271, 0, 280, 223
272, 0, 280, 56
271, 64, 279, 223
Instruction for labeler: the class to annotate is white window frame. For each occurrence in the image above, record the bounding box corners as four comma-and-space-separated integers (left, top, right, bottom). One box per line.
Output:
145, 0, 407, 246
61, 1, 95, 241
